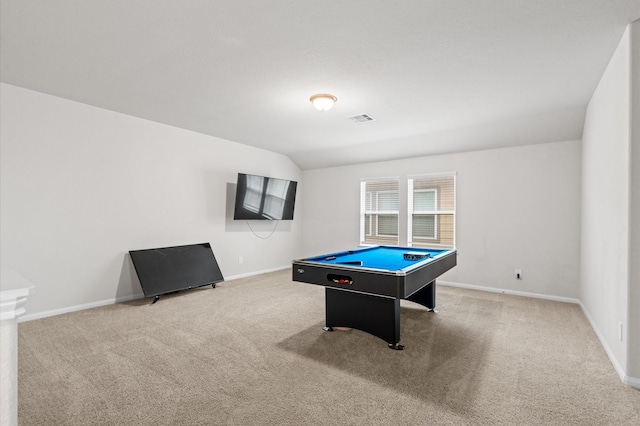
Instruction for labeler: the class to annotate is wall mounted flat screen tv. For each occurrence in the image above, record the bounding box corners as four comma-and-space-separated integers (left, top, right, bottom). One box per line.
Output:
129, 242, 224, 299
233, 173, 297, 220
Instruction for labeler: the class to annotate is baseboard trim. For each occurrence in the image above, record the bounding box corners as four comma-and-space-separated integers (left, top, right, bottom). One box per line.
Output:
578, 301, 640, 389
437, 280, 580, 304
224, 265, 290, 281
19, 292, 144, 322
18, 265, 291, 323
624, 375, 640, 388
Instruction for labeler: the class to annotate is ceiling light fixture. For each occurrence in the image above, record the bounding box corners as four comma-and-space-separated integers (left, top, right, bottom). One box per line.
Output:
310, 94, 337, 111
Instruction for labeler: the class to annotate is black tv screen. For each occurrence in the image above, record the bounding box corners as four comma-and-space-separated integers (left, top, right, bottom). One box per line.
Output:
233, 173, 297, 220
129, 243, 224, 298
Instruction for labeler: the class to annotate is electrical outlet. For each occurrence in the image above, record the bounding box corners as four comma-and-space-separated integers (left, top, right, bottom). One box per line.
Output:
515, 269, 522, 280
618, 322, 623, 341
239, 256, 244, 265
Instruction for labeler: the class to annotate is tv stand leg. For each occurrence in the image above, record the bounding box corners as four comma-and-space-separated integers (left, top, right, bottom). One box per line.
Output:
212, 284, 216, 288
151, 296, 160, 305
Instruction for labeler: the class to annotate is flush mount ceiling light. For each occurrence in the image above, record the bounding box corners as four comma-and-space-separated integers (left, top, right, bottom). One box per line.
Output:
310, 94, 337, 111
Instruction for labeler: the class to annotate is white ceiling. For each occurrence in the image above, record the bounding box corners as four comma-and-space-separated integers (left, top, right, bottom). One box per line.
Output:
2, 1, 639, 170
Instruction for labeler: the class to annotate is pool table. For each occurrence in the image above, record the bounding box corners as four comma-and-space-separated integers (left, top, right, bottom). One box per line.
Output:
292, 245, 457, 350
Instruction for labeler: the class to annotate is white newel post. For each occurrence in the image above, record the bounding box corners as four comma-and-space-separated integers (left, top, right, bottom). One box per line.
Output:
0, 268, 35, 426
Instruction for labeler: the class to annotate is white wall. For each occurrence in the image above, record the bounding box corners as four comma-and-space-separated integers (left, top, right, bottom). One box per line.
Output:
580, 27, 633, 383
627, 19, 640, 382
302, 140, 582, 300
0, 83, 303, 319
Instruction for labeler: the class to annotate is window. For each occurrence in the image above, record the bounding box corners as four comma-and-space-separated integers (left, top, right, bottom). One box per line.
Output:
360, 178, 399, 245
359, 173, 456, 249
408, 173, 456, 249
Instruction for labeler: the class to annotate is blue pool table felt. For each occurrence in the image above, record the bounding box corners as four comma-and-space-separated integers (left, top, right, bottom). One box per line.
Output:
305, 246, 449, 272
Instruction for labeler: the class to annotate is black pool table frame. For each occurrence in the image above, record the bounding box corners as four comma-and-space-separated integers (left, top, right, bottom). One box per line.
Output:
292, 249, 457, 350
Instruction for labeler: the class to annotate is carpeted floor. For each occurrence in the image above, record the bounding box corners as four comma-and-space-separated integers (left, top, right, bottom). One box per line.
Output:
18, 270, 640, 425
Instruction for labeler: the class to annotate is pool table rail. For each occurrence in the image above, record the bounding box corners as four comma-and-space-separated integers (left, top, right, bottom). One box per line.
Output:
292, 249, 456, 299
293, 261, 405, 298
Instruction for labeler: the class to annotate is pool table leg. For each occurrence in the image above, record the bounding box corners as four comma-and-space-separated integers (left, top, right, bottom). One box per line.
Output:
406, 280, 438, 313
325, 288, 402, 350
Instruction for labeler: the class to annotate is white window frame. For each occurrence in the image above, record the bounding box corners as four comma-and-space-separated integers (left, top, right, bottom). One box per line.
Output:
360, 178, 399, 246
407, 173, 456, 249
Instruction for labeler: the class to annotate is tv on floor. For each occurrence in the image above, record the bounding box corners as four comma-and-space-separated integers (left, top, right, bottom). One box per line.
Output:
233, 173, 297, 220
129, 242, 224, 300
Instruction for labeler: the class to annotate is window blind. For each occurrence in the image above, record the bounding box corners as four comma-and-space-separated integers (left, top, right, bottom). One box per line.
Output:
360, 177, 399, 245
408, 173, 456, 249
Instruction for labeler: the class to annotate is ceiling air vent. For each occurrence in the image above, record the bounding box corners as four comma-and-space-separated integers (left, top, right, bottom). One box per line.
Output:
347, 114, 375, 123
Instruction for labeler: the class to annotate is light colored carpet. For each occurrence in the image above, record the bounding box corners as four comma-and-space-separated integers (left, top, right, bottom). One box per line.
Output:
18, 270, 640, 425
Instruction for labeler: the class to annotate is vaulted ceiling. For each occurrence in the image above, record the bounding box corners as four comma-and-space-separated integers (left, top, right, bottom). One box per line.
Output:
2, 1, 639, 169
